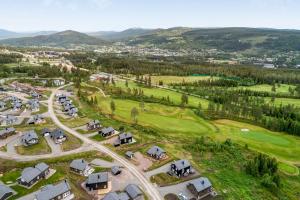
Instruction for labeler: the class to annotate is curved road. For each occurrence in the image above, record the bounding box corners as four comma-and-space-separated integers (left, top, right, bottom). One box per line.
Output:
48, 84, 162, 200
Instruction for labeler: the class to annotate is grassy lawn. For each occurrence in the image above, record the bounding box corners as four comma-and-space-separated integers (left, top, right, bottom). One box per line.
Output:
61, 132, 82, 152
115, 80, 210, 109
97, 97, 214, 136
16, 136, 51, 155
0, 169, 21, 184
150, 75, 218, 85
150, 173, 181, 186
58, 116, 90, 128
236, 84, 296, 95
265, 97, 300, 107
32, 104, 48, 115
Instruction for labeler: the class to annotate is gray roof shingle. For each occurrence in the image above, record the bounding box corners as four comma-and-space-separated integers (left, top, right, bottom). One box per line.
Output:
35, 180, 71, 200
86, 172, 108, 185
125, 184, 142, 199
0, 184, 13, 199
147, 146, 166, 157
172, 159, 191, 170
188, 177, 212, 192
70, 159, 89, 171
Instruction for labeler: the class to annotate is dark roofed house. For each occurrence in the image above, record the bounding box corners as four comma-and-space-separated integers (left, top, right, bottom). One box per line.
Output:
27, 99, 40, 112
124, 184, 143, 200
31, 91, 42, 99
114, 132, 132, 147
63, 104, 75, 112
100, 127, 115, 137
86, 120, 101, 130
67, 107, 78, 117
1, 115, 18, 126
187, 177, 213, 199
35, 180, 73, 200
170, 159, 192, 177
85, 172, 109, 191
70, 159, 93, 176
41, 128, 51, 137
147, 146, 166, 160
12, 102, 22, 111
18, 163, 50, 187
0, 184, 14, 200
27, 114, 45, 125
21, 130, 39, 146
111, 166, 122, 176
0, 127, 16, 139
103, 192, 130, 200
50, 129, 67, 144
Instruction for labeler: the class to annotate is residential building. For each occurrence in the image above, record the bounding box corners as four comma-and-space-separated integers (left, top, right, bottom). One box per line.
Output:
34, 180, 73, 200
85, 172, 109, 191
0, 183, 14, 200
187, 177, 213, 199
50, 129, 67, 144
100, 127, 115, 137
41, 128, 51, 137
18, 163, 50, 187
86, 120, 101, 130
0, 127, 16, 139
103, 192, 130, 200
170, 159, 192, 177
27, 115, 45, 125
114, 132, 132, 146
70, 159, 93, 176
147, 146, 166, 160
0, 115, 18, 126
0, 101, 6, 109
21, 130, 39, 146
124, 184, 143, 200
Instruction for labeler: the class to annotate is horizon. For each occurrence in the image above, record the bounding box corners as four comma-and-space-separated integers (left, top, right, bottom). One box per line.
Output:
0, 0, 299, 32
2, 26, 300, 34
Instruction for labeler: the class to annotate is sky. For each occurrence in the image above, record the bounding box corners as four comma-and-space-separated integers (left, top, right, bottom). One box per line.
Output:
0, 0, 299, 32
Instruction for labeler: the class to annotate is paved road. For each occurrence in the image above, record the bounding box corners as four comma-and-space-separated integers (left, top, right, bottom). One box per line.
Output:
48, 84, 162, 200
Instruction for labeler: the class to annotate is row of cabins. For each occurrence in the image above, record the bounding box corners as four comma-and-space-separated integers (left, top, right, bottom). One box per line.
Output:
0, 115, 18, 126
27, 99, 40, 112
103, 184, 143, 200
27, 114, 45, 125
20, 128, 67, 146
57, 95, 78, 117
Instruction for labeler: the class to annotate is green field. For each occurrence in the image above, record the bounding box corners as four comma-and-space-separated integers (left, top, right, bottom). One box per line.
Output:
265, 97, 300, 107
236, 84, 297, 95
115, 80, 210, 108
150, 75, 217, 85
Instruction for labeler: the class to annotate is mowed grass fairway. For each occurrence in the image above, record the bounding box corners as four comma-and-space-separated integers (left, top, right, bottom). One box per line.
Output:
265, 97, 300, 107
236, 84, 297, 95
115, 80, 210, 108
213, 120, 300, 165
97, 97, 214, 136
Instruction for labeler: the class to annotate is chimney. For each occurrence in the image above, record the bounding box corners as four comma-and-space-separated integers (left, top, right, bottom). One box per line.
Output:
82, 159, 84, 163
98, 175, 100, 179
182, 160, 185, 165
201, 180, 205, 185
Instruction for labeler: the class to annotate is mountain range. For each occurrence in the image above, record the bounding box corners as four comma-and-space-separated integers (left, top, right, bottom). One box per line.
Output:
1, 27, 300, 52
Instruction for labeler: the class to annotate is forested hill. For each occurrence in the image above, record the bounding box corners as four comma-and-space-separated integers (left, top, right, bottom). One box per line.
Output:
0, 30, 109, 48
116, 27, 300, 52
